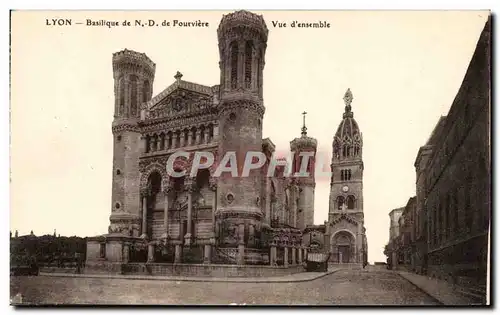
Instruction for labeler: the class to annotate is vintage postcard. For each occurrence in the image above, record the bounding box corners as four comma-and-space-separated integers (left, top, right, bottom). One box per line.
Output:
9, 10, 491, 306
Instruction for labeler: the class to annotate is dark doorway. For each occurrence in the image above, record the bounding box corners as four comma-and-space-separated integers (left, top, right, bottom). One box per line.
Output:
338, 245, 350, 263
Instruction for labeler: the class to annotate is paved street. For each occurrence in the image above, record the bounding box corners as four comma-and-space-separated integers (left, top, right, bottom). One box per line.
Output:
11, 268, 440, 305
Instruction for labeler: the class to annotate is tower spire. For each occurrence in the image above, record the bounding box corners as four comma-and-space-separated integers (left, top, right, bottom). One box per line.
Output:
301, 111, 308, 136
343, 88, 353, 118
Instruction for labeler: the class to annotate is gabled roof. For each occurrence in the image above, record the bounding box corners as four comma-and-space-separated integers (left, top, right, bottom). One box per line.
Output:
147, 78, 218, 110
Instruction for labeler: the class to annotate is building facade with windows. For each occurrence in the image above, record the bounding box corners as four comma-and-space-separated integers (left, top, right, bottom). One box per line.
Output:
424, 16, 490, 286
385, 17, 490, 298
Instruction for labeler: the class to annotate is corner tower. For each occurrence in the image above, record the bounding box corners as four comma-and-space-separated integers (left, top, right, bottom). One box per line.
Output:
215, 11, 268, 256
327, 89, 367, 264
109, 49, 156, 237
290, 112, 317, 230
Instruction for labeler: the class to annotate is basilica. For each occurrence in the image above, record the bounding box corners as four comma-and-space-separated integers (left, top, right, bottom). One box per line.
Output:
86, 10, 367, 275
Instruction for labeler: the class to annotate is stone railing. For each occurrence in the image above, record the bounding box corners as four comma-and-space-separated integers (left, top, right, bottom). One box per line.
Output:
213, 247, 238, 264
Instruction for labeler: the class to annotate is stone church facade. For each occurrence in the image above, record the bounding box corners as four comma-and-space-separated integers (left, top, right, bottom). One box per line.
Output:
86, 10, 319, 268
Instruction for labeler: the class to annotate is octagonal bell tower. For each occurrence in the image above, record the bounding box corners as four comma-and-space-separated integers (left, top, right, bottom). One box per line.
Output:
109, 49, 155, 237
215, 11, 268, 259
290, 112, 318, 230
328, 89, 367, 264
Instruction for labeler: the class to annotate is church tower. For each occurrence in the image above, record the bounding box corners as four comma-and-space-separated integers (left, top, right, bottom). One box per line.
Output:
327, 89, 367, 264
215, 11, 268, 261
109, 49, 156, 237
290, 112, 317, 230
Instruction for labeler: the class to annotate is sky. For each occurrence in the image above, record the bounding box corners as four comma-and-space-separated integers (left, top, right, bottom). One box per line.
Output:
10, 10, 489, 262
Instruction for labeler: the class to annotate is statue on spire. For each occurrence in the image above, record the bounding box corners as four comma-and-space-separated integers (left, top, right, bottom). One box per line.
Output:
301, 111, 308, 136
174, 71, 183, 82
344, 88, 353, 107
343, 88, 354, 118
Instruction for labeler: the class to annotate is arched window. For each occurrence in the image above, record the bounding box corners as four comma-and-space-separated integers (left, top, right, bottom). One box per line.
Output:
245, 41, 253, 89
183, 129, 189, 146
337, 196, 345, 210
354, 145, 360, 156
145, 135, 150, 153
191, 127, 197, 145
147, 171, 162, 204
142, 80, 150, 103
173, 176, 185, 192
130, 75, 138, 116
119, 76, 125, 115
230, 41, 238, 89
159, 133, 165, 151
341, 169, 352, 181
167, 131, 173, 149
195, 169, 210, 189
347, 195, 355, 209
342, 146, 347, 157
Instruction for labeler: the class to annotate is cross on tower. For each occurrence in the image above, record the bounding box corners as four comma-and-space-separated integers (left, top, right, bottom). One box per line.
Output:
174, 71, 183, 81
301, 111, 308, 136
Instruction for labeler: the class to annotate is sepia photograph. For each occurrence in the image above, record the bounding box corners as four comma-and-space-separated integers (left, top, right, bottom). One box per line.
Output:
9, 8, 491, 306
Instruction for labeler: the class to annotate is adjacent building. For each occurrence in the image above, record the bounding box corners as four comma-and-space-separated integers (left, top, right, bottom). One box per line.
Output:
424, 15, 491, 287
385, 207, 404, 268
385, 16, 491, 297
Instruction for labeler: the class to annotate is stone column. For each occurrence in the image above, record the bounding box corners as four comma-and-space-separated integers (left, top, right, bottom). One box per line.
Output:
357, 224, 363, 263
284, 247, 289, 267
140, 135, 148, 153
251, 49, 258, 90
265, 180, 271, 225
159, 134, 165, 151
172, 132, 178, 148
237, 223, 245, 265
238, 41, 245, 88
203, 128, 209, 144
174, 244, 182, 263
141, 195, 148, 238
195, 129, 202, 145
165, 133, 171, 150
298, 247, 303, 264
213, 125, 219, 139
147, 243, 155, 262
248, 224, 255, 248
204, 244, 212, 264
162, 186, 171, 239
270, 246, 277, 266
179, 130, 185, 147
291, 186, 298, 227
123, 243, 130, 263
184, 182, 193, 246
304, 248, 308, 261
152, 135, 158, 152
291, 247, 296, 265
187, 130, 193, 146
209, 178, 217, 237
238, 244, 245, 265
